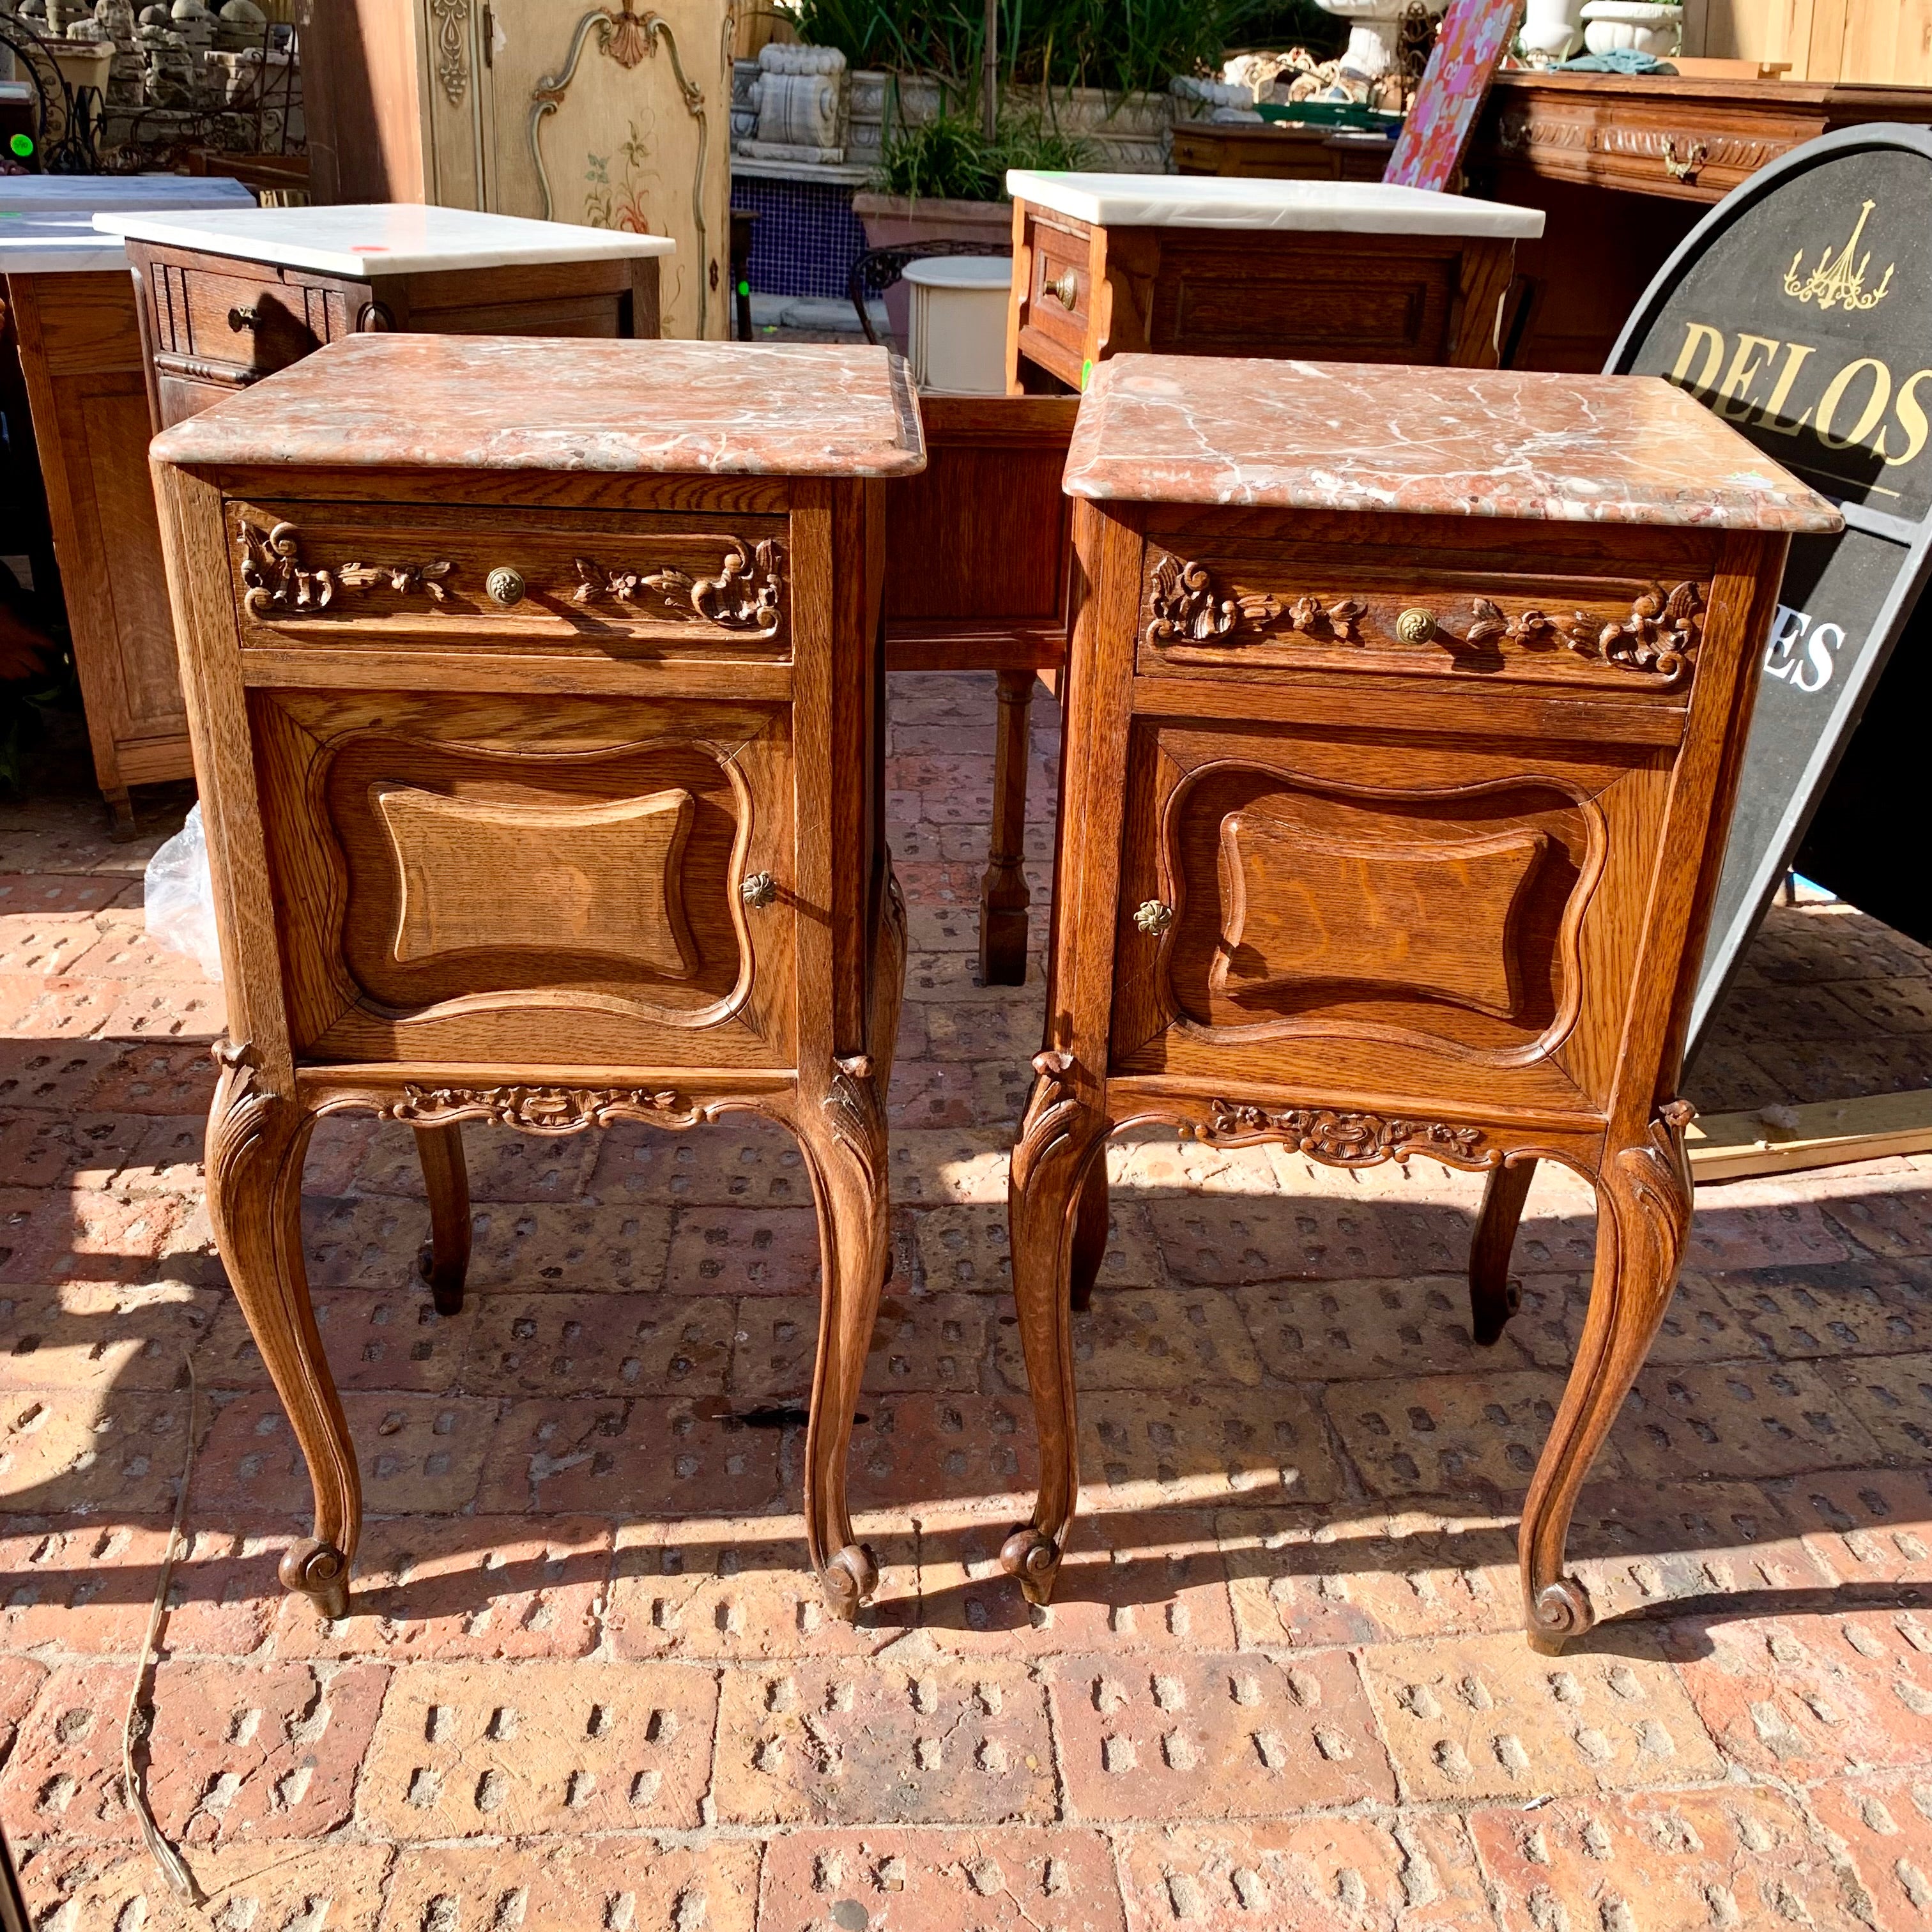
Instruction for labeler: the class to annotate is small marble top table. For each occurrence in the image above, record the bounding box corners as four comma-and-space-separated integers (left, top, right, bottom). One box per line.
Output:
998, 354, 1837, 1652
56, 203, 669, 829
150, 333, 924, 1623
1002, 169, 1546, 392
1, 175, 257, 831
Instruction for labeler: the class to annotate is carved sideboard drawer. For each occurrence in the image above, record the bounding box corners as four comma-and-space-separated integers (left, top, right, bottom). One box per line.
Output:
151, 260, 344, 379
228, 501, 793, 660
1134, 543, 1709, 696
253, 687, 797, 1069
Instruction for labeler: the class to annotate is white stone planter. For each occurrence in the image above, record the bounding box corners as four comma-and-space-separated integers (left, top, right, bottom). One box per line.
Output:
1521, 0, 1585, 59
1580, 0, 1681, 55
845, 72, 1172, 176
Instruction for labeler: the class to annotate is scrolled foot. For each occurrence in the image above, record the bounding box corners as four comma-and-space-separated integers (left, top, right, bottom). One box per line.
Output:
417, 1239, 464, 1317
820, 1543, 878, 1623
1000, 1526, 1061, 1607
280, 1538, 351, 1620
1526, 1575, 1594, 1655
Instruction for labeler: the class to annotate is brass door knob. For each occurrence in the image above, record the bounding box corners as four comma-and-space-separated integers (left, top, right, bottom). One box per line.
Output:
1134, 900, 1174, 935
1395, 607, 1437, 643
228, 305, 259, 332
486, 567, 526, 607
741, 871, 778, 908
1050, 267, 1079, 310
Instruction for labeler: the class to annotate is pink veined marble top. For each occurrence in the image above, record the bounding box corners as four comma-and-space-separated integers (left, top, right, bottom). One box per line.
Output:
150, 335, 927, 479
1062, 356, 1843, 532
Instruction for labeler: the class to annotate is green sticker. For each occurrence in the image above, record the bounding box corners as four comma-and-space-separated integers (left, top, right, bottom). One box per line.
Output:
1081, 357, 1093, 390
737, 279, 750, 298
8, 134, 33, 158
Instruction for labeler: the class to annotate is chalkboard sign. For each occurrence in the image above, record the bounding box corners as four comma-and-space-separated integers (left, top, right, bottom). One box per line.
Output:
1606, 125, 1932, 1046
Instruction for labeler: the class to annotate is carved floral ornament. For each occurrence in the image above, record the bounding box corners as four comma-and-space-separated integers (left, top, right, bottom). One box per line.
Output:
1199, 1100, 1491, 1168
430, 0, 470, 107
236, 520, 786, 632
1143, 552, 1704, 678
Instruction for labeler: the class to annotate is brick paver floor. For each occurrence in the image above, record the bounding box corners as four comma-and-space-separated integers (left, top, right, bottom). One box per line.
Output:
6, 675, 1932, 1929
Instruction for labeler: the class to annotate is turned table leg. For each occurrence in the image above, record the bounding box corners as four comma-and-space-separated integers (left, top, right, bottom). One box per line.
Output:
205, 1047, 359, 1619
1000, 1052, 1109, 1606
412, 1122, 471, 1316
979, 668, 1035, 988
1469, 1156, 1536, 1346
1519, 1106, 1694, 1652
796, 1055, 892, 1621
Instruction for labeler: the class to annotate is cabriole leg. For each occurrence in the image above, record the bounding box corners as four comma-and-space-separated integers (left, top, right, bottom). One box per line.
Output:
1469, 1156, 1536, 1346
205, 1046, 358, 1620
1000, 1052, 1108, 1606
412, 1122, 471, 1317
795, 1057, 892, 1622
1521, 1107, 1694, 1653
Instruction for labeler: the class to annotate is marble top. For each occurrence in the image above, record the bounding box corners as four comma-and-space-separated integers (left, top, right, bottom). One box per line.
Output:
1006, 171, 1545, 240
0, 175, 254, 275
151, 334, 927, 479
92, 202, 675, 278
1062, 356, 1842, 532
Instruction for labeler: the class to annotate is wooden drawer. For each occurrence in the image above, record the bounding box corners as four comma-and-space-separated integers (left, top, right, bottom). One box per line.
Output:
227, 500, 793, 661
151, 261, 347, 380
252, 688, 796, 1070
1015, 213, 1094, 389
1134, 539, 1709, 697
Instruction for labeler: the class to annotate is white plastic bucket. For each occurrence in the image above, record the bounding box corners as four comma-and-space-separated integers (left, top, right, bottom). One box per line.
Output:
903, 256, 1013, 397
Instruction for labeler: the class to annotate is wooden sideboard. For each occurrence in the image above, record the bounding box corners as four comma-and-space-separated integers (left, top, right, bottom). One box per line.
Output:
150, 333, 923, 1622
1466, 74, 1932, 371
997, 354, 1839, 1652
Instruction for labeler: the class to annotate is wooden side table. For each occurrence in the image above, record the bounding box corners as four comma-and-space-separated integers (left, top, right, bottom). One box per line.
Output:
1003, 171, 1544, 394
998, 355, 1839, 1652
150, 334, 924, 1621
67, 203, 669, 830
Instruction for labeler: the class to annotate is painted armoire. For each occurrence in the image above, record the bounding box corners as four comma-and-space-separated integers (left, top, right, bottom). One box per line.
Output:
299, 0, 732, 339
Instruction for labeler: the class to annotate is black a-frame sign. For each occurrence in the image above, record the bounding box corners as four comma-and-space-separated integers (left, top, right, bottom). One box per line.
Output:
1607, 124, 1932, 1046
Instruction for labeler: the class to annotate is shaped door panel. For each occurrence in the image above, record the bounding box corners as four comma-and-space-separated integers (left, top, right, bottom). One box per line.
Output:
254, 687, 793, 1068
1109, 719, 1671, 1116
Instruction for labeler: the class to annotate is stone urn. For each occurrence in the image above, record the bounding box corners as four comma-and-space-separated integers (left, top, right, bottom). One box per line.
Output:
1580, 0, 1681, 54
1315, 0, 1413, 79
1521, 0, 1585, 59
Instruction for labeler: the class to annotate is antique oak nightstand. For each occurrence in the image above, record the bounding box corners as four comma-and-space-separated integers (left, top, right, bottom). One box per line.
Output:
150, 334, 923, 1621
1003, 172, 1543, 394
999, 356, 1839, 1652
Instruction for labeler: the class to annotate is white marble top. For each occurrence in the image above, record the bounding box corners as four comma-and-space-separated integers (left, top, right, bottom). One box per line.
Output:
1005, 171, 1546, 240
92, 202, 676, 277
0, 174, 254, 275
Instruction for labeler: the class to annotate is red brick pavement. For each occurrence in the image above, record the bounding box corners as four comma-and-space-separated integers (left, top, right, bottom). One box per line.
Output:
8, 682, 1932, 1926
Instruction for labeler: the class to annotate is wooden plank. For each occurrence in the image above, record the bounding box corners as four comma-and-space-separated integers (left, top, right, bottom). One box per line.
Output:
1689, 1089, 1932, 1181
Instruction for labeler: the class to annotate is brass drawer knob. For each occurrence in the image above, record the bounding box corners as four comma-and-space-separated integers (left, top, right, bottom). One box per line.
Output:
741, 871, 778, 909
1134, 900, 1174, 936
486, 567, 526, 607
1050, 267, 1079, 310
228, 305, 259, 332
1395, 607, 1437, 644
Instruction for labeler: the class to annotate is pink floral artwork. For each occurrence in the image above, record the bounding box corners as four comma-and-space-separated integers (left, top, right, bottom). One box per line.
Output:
1384, 0, 1521, 192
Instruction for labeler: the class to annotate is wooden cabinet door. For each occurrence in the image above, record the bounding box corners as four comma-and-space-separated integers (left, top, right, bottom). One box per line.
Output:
251, 686, 795, 1070
1108, 715, 1674, 1121
487, 0, 731, 339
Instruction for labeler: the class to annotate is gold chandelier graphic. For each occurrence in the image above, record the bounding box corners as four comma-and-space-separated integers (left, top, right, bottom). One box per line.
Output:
1784, 197, 1896, 312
